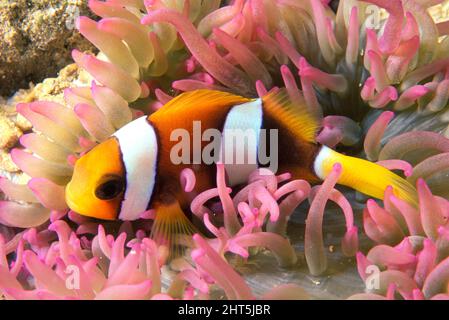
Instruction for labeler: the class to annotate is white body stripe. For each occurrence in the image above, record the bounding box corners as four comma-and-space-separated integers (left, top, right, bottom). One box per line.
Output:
220, 99, 263, 186
113, 116, 158, 220
313, 145, 333, 180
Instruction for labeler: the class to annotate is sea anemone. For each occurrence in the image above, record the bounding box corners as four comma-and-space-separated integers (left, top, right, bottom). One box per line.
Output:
1, 0, 449, 299
0, 223, 309, 300
0, 166, 313, 300
348, 179, 449, 300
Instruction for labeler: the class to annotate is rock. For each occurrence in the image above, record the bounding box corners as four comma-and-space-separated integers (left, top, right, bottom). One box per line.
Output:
0, 0, 96, 97
20, 62, 85, 104
0, 62, 86, 177
0, 115, 21, 149
0, 149, 19, 173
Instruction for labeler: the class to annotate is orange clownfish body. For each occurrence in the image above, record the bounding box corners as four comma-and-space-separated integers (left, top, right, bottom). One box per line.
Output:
66, 89, 417, 247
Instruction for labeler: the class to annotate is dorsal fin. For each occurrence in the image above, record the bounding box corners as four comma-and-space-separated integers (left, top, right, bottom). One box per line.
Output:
149, 89, 251, 121
262, 89, 319, 143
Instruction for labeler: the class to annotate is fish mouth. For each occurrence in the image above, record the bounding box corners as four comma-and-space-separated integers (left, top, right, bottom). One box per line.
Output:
65, 182, 118, 221
64, 183, 83, 214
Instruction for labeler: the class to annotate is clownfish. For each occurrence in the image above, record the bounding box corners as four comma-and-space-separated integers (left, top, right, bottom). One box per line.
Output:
66, 89, 417, 247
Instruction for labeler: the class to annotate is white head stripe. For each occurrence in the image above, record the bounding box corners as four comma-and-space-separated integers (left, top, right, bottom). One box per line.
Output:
113, 116, 158, 220
220, 99, 263, 186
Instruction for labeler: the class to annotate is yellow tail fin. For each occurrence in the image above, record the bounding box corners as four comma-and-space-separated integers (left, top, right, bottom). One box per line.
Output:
314, 146, 418, 206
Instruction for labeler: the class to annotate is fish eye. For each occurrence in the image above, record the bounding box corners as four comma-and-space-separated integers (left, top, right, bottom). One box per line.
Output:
95, 179, 124, 200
